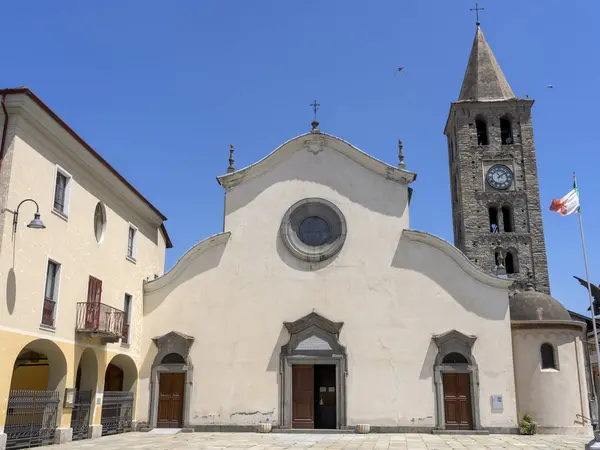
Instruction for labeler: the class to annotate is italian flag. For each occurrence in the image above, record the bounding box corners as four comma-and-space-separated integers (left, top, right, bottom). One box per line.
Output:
549, 181, 580, 216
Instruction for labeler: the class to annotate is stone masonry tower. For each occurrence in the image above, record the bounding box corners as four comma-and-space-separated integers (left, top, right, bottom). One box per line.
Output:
444, 25, 550, 294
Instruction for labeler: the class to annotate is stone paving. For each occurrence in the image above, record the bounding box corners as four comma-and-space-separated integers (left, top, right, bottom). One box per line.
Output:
55, 432, 594, 450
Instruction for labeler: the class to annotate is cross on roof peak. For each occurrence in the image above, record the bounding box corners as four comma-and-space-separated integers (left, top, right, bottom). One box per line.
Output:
470, 2, 484, 26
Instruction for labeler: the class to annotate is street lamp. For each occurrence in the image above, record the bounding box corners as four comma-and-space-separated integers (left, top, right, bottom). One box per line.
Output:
3, 198, 46, 233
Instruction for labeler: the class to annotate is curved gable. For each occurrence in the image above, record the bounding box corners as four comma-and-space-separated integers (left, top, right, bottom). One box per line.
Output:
144, 232, 231, 294
216, 132, 417, 190
402, 230, 513, 289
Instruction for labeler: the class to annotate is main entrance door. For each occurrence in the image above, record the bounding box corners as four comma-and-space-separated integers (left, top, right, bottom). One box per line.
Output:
292, 364, 336, 429
157, 373, 185, 428
442, 372, 472, 430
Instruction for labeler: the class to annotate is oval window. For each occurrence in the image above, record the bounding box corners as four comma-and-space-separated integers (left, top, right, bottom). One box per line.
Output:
93, 202, 106, 243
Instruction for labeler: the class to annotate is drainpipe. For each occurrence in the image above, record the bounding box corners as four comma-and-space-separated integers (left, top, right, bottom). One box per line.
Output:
0, 94, 8, 173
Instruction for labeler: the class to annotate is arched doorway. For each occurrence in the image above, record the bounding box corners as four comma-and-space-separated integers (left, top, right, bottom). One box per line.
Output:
6, 339, 67, 449
71, 348, 98, 441
149, 331, 194, 429
432, 330, 481, 431
280, 312, 347, 429
100, 354, 137, 436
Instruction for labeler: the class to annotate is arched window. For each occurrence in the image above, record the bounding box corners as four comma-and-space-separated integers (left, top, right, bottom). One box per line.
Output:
476, 118, 489, 145
500, 117, 513, 145
540, 343, 557, 369
505, 251, 517, 274
442, 352, 469, 364
489, 206, 499, 233
501, 205, 514, 232
161, 353, 186, 364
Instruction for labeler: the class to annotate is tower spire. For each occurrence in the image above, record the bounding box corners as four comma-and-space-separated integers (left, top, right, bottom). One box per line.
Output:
458, 26, 516, 101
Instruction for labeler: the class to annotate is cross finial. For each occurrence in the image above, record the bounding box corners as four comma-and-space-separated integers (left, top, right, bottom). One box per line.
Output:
227, 144, 235, 173
398, 138, 405, 169
310, 100, 320, 120
470, 2, 484, 26
310, 100, 321, 133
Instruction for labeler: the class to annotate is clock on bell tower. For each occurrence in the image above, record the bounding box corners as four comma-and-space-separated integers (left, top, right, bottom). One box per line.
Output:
444, 25, 550, 294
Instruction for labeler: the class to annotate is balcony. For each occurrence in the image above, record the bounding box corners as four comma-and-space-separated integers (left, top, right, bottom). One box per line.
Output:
76, 302, 125, 343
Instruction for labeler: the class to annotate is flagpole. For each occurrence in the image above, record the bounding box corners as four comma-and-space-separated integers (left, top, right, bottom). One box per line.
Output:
575, 173, 600, 427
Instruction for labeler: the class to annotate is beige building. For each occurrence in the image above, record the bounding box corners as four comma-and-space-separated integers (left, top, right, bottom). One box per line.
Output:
0, 88, 171, 449
0, 24, 594, 450
137, 25, 593, 437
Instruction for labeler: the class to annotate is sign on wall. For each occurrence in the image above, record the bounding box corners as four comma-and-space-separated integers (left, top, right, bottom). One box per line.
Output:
491, 395, 503, 413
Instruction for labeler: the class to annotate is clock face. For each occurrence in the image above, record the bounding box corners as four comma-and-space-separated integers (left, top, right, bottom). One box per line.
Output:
486, 164, 513, 190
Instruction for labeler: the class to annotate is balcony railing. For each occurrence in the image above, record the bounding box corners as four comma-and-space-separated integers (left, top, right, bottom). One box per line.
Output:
41, 298, 56, 327
76, 302, 125, 342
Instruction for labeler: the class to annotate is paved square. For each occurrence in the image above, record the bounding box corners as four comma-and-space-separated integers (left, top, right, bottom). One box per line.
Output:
56, 432, 593, 450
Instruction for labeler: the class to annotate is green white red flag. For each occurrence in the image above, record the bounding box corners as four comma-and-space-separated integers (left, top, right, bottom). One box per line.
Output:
549, 181, 580, 216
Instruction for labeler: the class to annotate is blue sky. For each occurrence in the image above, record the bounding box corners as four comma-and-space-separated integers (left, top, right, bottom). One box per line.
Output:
2, 1, 598, 315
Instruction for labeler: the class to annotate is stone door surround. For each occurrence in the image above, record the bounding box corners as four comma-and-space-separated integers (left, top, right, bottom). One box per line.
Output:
149, 331, 194, 429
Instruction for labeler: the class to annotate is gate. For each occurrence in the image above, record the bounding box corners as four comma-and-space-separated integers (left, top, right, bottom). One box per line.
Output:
70, 390, 92, 441
5, 390, 59, 450
101, 391, 133, 436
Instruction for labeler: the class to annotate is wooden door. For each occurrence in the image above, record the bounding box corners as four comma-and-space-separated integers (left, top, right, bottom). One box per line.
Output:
442, 373, 472, 430
85, 276, 102, 328
292, 365, 314, 429
157, 373, 185, 428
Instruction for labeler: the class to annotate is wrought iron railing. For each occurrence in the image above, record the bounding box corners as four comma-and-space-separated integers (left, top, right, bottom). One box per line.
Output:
5, 390, 59, 449
76, 302, 125, 337
41, 298, 55, 327
71, 390, 93, 441
101, 391, 134, 436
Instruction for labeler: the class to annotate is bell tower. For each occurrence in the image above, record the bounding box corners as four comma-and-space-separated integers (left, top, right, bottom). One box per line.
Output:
444, 25, 550, 294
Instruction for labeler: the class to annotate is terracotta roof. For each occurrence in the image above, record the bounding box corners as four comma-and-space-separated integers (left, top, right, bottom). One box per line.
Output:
458, 26, 516, 102
0, 87, 172, 248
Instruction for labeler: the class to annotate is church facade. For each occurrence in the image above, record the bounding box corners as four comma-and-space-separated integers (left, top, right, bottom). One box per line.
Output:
0, 23, 593, 450
137, 26, 592, 435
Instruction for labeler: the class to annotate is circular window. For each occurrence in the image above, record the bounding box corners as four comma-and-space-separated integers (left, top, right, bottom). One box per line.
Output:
299, 216, 331, 246
93, 202, 106, 243
280, 198, 346, 262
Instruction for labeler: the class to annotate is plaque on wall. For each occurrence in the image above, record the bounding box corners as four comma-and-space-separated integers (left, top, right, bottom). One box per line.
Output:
491, 395, 503, 412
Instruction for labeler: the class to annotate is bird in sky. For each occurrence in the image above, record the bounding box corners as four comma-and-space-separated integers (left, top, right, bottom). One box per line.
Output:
546, 85, 554, 89
394, 67, 406, 76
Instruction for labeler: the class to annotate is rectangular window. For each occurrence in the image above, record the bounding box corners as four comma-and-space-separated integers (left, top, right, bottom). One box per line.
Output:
122, 294, 132, 344
127, 225, 137, 260
42, 260, 60, 327
53, 167, 71, 216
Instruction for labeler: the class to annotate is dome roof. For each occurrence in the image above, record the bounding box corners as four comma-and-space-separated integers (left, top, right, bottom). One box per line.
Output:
509, 285, 571, 321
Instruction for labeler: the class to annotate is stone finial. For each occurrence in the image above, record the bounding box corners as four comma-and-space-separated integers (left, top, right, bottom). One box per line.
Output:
525, 282, 535, 292
311, 120, 320, 133
398, 138, 405, 169
227, 144, 235, 173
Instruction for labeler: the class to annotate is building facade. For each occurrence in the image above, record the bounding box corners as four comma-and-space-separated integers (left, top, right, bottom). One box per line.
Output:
0, 23, 594, 450
0, 89, 170, 449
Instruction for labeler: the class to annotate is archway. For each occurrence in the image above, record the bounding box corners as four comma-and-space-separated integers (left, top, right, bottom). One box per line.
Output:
432, 330, 481, 431
100, 354, 137, 436
149, 331, 194, 429
71, 348, 98, 441
280, 312, 347, 429
6, 339, 67, 449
